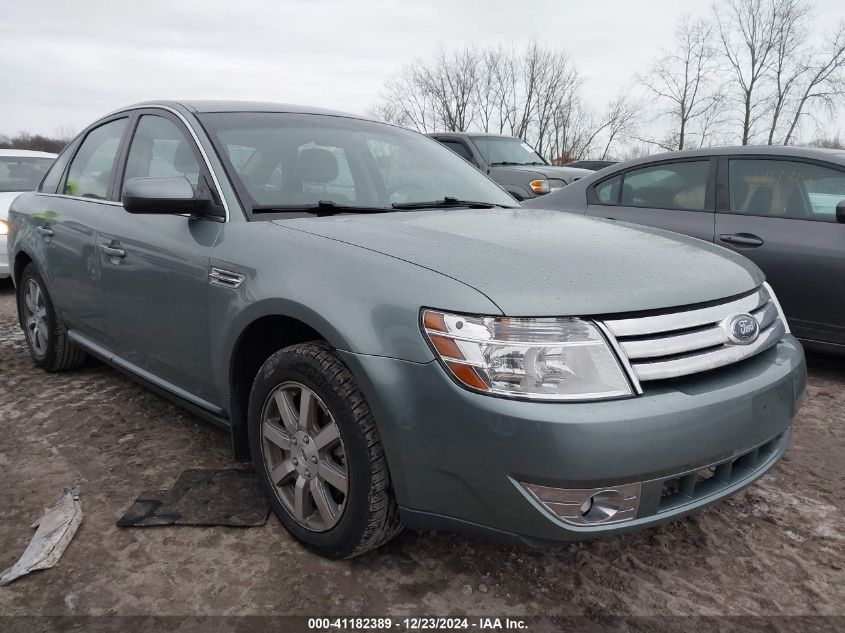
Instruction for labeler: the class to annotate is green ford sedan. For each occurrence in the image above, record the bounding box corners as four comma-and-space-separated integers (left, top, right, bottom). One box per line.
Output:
7, 101, 806, 558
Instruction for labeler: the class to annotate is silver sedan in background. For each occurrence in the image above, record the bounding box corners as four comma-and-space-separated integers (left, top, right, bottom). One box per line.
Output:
0, 149, 57, 277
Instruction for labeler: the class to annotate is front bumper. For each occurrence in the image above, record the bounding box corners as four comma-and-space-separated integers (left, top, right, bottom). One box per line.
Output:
341, 335, 806, 544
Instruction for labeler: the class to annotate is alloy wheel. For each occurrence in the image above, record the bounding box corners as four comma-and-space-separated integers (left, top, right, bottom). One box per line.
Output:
23, 279, 48, 357
260, 381, 349, 531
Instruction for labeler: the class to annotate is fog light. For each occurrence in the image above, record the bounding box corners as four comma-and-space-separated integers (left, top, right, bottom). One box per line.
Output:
520, 481, 641, 526
579, 498, 593, 515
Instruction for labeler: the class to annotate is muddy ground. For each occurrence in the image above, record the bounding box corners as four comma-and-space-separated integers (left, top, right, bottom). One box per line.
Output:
0, 278, 843, 620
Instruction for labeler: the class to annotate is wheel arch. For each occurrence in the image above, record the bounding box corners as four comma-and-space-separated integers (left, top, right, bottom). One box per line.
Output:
13, 250, 40, 329
226, 308, 350, 460
13, 250, 35, 287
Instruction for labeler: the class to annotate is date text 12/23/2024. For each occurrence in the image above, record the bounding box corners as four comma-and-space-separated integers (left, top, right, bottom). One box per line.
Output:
308, 617, 528, 630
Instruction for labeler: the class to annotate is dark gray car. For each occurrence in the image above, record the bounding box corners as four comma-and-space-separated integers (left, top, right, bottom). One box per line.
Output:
526, 146, 845, 352
429, 132, 592, 200
8, 102, 806, 558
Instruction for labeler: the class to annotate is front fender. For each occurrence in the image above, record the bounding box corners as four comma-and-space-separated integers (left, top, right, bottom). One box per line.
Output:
207, 222, 502, 401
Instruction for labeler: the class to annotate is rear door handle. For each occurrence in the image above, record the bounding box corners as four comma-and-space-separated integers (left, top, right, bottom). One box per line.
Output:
100, 244, 126, 259
37, 226, 53, 237
719, 233, 764, 247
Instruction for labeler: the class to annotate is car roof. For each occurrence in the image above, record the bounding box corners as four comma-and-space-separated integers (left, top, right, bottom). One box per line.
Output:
617, 145, 845, 168
0, 149, 57, 158
430, 132, 524, 140
123, 100, 365, 119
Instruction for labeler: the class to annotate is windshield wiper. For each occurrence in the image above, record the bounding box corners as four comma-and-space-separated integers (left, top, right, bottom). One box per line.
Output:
253, 200, 391, 216
489, 161, 522, 166
391, 196, 513, 210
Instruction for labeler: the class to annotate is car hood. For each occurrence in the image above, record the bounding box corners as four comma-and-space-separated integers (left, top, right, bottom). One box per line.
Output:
273, 208, 763, 317
0, 192, 22, 218
498, 164, 594, 182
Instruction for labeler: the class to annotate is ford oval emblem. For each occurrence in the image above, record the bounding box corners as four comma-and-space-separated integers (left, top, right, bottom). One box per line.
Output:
726, 313, 760, 344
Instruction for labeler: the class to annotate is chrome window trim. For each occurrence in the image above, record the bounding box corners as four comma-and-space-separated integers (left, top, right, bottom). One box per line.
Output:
34, 193, 122, 207
36, 104, 232, 221
119, 104, 231, 222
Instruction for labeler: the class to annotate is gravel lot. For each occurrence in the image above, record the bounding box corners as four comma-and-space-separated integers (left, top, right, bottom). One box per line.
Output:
0, 277, 843, 619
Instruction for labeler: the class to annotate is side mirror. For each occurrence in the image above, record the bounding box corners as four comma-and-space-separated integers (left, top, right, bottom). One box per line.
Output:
123, 176, 220, 217
837, 200, 845, 224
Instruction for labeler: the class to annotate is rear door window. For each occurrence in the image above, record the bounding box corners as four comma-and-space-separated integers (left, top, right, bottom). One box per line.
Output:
620, 161, 710, 211
63, 118, 128, 199
728, 159, 845, 222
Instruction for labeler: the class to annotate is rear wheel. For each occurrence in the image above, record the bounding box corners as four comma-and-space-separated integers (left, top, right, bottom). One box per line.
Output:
248, 342, 402, 558
17, 263, 87, 371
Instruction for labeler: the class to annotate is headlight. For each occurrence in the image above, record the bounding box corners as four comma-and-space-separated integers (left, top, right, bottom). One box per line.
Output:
529, 179, 550, 194
548, 178, 566, 192
763, 282, 790, 334
422, 309, 633, 401
0, 220, 8, 236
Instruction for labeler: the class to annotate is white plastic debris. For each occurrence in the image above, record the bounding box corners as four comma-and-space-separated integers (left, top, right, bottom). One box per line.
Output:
0, 487, 82, 586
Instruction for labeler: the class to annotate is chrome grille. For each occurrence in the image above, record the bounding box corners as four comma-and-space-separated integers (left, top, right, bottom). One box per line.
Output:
601, 284, 785, 384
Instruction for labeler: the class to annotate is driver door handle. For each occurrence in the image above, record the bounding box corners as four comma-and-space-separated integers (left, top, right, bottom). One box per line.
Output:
719, 233, 764, 247
100, 243, 126, 259
37, 226, 54, 237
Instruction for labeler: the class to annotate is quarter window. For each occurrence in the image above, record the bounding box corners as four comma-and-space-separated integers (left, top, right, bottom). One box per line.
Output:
63, 118, 128, 199
620, 161, 709, 211
123, 115, 200, 191
729, 159, 845, 222
594, 174, 622, 204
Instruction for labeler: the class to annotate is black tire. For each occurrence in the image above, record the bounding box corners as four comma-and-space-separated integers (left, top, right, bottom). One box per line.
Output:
248, 341, 402, 558
17, 263, 87, 371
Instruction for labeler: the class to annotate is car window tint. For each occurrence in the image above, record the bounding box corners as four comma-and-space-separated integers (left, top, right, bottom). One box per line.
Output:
594, 174, 621, 204
40, 145, 74, 194
63, 118, 128, 199
124, 115, 200, 192
440, 140, 474, 163
729, 159, 845, 222
620, 161, 709, 211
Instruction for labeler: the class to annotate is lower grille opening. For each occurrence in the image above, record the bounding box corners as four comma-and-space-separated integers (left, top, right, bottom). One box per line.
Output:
658, 432, 786, 511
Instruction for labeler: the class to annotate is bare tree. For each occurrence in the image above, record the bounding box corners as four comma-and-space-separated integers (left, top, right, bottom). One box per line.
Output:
471, 47, 505, 133
715, 0, 784, 144
807, 132, 844, 149
645, 17, 723, 150
781, 22, 845, 144
596, 93, 640, 159
372, 63, 438, 132
416, 47, 480, 132
372, 41, 636, 161
529, 49, 581, 156
765, 0, 811, 143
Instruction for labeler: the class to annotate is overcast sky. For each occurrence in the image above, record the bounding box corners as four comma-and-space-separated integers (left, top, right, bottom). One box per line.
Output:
2, 0, 843, 140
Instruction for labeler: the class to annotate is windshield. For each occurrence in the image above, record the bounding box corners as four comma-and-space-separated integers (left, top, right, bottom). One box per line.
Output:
199, 112, 518, 215
470, 136, 547, 166
0, 156, 54, 192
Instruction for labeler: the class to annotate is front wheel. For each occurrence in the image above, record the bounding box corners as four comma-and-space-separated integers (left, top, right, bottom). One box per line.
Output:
248, 342, 402, 558
17, 263, 87, 371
